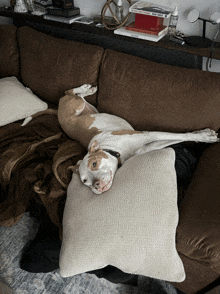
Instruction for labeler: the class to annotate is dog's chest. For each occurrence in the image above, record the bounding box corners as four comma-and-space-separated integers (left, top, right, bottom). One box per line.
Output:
59, 112, 134, 149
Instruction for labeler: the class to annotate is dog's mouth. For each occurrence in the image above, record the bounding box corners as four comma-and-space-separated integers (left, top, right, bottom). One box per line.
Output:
92, 171, 113, 194
102, 175, 113, 193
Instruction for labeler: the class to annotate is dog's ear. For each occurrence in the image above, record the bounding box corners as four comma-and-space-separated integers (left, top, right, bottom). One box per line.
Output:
77, 160, 82, 165
67, 160, 82, 174
89, 140, 100, 152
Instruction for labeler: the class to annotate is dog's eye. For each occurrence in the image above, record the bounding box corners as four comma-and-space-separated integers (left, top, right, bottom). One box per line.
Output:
92, 162, 96, 167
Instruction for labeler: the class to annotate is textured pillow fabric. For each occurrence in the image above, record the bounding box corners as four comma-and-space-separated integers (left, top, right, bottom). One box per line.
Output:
98, 49, 220, 132
17, 26, 104, 105
0, 76, 48, 127
60, 148, 185, 282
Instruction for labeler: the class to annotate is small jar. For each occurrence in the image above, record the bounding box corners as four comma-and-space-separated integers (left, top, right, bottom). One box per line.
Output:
169, 6, 178, 37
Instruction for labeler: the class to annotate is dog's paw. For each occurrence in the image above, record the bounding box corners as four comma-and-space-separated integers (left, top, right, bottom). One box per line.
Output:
78, 86, 97, 98
84, 86, 97, 96
73, 84, 92, 94
193, 128, 219, 143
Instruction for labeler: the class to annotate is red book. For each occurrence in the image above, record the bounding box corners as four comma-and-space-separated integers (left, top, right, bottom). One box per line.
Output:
135, 14, 163, 30
125, 23, 168, 36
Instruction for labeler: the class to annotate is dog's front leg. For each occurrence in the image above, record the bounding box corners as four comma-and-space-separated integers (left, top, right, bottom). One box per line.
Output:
145, 129, 219, 144
109, 129, 219, 163
135, 139, 185, 156
134, 129, 219, 157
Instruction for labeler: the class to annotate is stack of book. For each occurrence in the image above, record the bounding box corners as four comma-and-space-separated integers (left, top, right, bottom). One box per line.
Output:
44, 5, 83, 24
114, 1, 172, 42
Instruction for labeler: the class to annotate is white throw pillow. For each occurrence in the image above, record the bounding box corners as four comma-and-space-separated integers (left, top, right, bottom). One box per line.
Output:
60, 148, 185, 282
0, 76, 48, 127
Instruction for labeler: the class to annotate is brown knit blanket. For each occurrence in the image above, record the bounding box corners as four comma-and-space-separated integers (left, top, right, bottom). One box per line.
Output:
0, 114, 86, 233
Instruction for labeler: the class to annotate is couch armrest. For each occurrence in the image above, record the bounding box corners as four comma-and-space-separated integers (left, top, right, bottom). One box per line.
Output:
176, 142, 220, 274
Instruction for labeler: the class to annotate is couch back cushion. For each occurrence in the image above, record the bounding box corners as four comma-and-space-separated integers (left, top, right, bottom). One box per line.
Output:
0, 25, 19, 78
17, 26, 104, 105
97, 49, 220, 132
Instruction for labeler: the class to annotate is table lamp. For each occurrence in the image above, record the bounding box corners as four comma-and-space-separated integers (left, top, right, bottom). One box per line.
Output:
185, 9, 220, 48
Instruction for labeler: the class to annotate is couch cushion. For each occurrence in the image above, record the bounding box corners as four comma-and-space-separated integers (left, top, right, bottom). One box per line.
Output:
17, 26, 104, 105
176, 142, 220, 274
60, 148, 185, 282
98, 49, 220, 132
0, 24, 19, 78
171, 253, 220, 294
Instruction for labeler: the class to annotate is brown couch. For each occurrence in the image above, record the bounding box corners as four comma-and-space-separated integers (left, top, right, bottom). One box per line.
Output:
1, 24, 220, 294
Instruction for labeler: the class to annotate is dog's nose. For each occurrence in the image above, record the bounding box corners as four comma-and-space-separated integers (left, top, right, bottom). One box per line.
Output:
93, 179, 106, 190
93, 179, 100, 188
83, 179, 87, 183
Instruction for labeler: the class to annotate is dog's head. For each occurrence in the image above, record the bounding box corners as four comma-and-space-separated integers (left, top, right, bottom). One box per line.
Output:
75, 140, 120, 194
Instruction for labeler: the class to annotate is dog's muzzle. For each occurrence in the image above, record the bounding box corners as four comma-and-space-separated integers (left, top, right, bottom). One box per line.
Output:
92, 171, 113, 194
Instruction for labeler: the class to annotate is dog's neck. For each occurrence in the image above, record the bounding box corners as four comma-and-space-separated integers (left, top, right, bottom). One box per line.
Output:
103, 149, 122, 168
88, 132, 137, 164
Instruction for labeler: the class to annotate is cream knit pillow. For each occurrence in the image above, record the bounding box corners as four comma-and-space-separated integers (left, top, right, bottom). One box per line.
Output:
0, 76, 47, 126
60, 148, 185, 282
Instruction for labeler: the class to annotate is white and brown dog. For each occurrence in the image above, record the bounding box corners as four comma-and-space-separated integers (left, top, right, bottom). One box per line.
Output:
25, 84, 219, 194
57, 84, 219, 194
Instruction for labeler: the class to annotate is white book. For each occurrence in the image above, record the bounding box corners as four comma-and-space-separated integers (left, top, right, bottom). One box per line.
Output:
129, 1, 172, 18
74, 17, 94, 24
43, 14, 84, 24
114, 26, 167, 42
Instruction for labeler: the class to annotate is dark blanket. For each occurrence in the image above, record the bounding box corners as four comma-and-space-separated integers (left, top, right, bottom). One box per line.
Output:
0, 114, 86, 232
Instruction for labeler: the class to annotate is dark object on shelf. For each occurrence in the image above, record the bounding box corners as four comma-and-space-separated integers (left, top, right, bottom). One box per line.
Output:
170, 36, 185, 45
10, 0, 16, 8
47, 6, 79, 17
52, 0, 74, 9
94, 15, 115, 24
185, 36, 212, 48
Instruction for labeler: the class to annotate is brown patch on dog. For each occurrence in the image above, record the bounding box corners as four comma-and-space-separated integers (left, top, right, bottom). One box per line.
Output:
111, 130, 141, 135
65, 89, 75, 96
87, 141, 108, 171
59, 93, 86, 116
58, 94, 101, 148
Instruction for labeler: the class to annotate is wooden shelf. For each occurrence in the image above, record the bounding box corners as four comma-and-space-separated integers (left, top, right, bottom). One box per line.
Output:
1, 7, 220, 70
1, 7, 220, 60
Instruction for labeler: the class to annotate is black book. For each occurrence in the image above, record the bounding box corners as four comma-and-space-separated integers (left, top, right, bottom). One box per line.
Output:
47, 6, 80, 17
